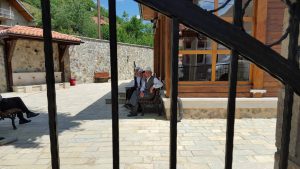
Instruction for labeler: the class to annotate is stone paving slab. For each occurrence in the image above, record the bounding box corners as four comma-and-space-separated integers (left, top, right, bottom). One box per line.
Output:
0, 82, 276, 169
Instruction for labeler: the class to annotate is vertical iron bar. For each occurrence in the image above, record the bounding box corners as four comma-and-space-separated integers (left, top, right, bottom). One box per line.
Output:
225, 0, 242, 169
279, 2, 300, 169
40, 0, 60, 169
170, 18, 179, 169
108, 0, 120, 168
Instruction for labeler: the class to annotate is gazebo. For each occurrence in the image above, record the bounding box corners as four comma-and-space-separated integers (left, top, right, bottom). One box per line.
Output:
0, 25, 82, 92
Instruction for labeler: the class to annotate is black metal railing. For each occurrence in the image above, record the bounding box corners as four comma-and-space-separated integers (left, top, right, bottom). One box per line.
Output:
39, 0, 300, 169
41, 0, 60, 169
224, 1, 242, 168
108, 0, 120, 169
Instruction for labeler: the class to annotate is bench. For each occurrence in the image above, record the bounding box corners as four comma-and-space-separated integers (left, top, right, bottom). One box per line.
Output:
0, 108, 22, 130
94, 72, 111, 83
139, 89, 163, 116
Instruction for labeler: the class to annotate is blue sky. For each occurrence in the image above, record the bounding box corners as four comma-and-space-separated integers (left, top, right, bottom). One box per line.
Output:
96, 0, 233, 18
96, 0, 140, 18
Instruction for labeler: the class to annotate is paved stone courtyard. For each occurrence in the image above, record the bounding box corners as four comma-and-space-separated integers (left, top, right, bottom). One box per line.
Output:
0, 82, 276, 169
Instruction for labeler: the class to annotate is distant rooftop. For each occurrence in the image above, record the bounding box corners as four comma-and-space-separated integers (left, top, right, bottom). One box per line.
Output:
0, 25, 82, 44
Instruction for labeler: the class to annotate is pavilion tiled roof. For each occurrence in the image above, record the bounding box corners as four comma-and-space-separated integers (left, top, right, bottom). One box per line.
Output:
0, 25, 82, 44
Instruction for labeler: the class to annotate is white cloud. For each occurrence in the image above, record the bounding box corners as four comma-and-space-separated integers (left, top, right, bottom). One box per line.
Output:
136, 15, 140, 19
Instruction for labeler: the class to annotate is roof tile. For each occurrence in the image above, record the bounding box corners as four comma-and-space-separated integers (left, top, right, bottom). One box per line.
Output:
0, 25, 82, 43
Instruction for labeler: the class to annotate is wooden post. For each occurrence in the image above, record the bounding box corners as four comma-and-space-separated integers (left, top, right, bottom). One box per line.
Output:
252, 0, 268, 97
4, 40, 16, 92
165, 17, 171, 97
154, 26, 160, 74
211, 42, 217, 81
58, 45, 69, 82
211, 0, 218, 82
159, 15, 165, 79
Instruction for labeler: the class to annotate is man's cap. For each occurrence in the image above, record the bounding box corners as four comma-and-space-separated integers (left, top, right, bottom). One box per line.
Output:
144, 66, 152, 72
138, 68, 143, 72
134, 66, 140, 70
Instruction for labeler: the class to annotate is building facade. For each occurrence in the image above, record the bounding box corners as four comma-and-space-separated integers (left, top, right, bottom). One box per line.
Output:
140, 0, 284, 98
0, 0, 33, 26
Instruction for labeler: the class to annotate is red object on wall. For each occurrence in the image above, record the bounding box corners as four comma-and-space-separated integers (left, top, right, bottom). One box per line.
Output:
70, 78, 76, 86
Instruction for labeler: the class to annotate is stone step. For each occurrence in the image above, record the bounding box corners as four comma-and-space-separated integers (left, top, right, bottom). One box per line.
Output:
12, 83, 70, 93
0, 136, 17, 146
105, 98, 126, 104
118, 93, 126, 98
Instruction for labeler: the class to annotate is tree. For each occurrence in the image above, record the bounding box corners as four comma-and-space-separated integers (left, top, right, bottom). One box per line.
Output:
21, 0, 153, 46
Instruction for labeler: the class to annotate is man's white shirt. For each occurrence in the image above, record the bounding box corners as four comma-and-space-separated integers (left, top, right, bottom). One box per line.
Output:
140, 76, 163, 92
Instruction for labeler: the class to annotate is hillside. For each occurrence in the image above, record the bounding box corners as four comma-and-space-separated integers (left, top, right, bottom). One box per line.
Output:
19, 0, 153, 46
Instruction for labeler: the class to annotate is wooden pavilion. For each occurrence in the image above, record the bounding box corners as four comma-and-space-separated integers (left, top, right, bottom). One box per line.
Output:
139, 0, 284, 98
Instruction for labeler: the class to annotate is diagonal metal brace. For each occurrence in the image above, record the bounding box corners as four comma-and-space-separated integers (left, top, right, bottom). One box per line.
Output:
135, 0, 300, 95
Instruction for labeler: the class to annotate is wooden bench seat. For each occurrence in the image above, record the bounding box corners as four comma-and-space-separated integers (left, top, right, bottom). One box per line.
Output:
0, 108, 22, 130
139, 89, 163, 116
94, 72, 111, 83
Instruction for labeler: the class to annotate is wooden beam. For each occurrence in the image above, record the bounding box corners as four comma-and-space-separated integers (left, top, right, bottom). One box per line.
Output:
154, 19, 161, 74
159, 16, 164, 78
58, 44, 69, 82
252, 0, 267, 94
134, 0, 300, 95
179, 81, 250, 85
179, 50, 212, 54
217, 50, 231, 54
211, 42, 217, 81
165, 17, 171, 97
221, 17, 253, 23
4, 40, 16, 91
154, 25, 160, 74
7, 40, 16, 63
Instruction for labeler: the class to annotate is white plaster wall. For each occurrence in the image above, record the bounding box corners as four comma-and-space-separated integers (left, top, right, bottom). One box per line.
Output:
11, 39, 59, 73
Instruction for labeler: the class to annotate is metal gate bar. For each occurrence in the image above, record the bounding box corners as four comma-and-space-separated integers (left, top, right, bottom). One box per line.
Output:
224, 0, 242, 168
170, 18, 179, 169
279, 2, 300, 169
108, 0, 120, 168
40, 0, 60, 169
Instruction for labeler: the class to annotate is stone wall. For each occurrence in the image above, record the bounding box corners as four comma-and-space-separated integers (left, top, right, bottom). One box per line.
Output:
69, 37, 153, 83
0, 39, 68, 92
163, 98, 277, 119
0, 45, 6, 92
274, 7, 300, 169
0, 37, 152, 91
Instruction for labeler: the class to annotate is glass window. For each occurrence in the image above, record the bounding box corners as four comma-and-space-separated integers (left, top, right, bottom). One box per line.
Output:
237, 58, 251, 81
179, 54, 212, 81
215, 54, 250, 81
179, 28, 212, 50
244, 22, 253, 35
215, 54, 230, 81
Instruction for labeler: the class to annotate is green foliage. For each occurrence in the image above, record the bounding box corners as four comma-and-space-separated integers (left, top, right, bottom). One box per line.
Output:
20, 0, 153, 46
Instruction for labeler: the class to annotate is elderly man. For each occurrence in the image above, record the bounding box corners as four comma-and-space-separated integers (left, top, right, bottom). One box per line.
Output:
0, 94, 39, 124
124, 68, 144, 109
128, 66, 163, 117
124, 66, 140, 106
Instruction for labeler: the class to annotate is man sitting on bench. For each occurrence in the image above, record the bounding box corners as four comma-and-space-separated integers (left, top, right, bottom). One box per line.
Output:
127, 66, 163, 117
0, 94, 39, 124
124, 67, 144, 109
